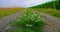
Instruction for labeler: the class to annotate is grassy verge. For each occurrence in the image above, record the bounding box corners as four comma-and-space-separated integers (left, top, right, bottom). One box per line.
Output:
0, 8, 25, 19
8, 11, 45, 32
26, 8, 60, 18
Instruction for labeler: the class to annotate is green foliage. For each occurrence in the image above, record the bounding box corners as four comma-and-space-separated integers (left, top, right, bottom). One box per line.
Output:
30, 0, 60, 10
30, 8, 60, 18
11, 11, 45, 32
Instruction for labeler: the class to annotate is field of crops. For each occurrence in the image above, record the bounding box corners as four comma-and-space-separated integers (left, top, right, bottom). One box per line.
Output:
0, 8, 25, 19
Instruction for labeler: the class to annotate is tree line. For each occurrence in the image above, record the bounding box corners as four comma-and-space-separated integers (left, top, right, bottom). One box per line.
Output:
30, 0, 60, 10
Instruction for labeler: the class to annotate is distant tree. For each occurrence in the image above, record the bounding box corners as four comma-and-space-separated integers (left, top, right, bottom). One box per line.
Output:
56, 0, 60, 10
58, 0, 60, 10
59, 0, 60, 5
59, 0, 60, 4
52, 0, 56, 10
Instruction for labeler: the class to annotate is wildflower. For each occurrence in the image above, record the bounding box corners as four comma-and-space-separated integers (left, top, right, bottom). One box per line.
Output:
26, 24, 33, 27
33, 14, 37, 16
38, 16, 41, 18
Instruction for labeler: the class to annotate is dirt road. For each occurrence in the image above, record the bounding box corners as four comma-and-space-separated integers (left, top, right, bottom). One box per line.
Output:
34, 11, 60, 32
0, 10, 60, 32
0, 10, 25, 32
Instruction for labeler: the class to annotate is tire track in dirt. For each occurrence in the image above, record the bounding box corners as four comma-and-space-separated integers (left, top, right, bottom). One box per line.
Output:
0, 10, 25, 32
33, 11, 60, 32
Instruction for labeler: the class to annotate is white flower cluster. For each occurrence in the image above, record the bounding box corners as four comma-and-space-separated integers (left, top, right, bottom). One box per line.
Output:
20, 11, 45, 27
26, 24, 33, 27
21, 12, 44, 22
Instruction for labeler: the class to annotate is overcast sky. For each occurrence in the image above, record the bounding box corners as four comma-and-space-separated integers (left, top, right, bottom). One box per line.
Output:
0, 0, 52, 8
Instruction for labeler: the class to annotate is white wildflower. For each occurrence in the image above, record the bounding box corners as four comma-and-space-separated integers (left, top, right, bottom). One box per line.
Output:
38, 16, 41, 18
26, 24, 33, 27
33, 13, 37, 16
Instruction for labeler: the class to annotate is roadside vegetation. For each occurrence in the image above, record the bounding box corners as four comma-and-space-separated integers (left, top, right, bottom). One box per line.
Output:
26, 8, 60, 18
0, 8, 25, 19
8, 11, 45, 32
27, 0, 60, 18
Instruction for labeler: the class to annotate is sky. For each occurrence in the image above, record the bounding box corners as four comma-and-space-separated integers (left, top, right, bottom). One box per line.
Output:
0, 0, 52, 8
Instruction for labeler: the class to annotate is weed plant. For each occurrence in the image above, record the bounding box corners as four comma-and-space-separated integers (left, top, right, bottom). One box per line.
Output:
11, 11, 45, 32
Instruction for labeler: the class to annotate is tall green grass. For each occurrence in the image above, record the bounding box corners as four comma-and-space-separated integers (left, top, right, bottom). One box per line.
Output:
26, 8, 60, 18
9, 11, 45, 32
